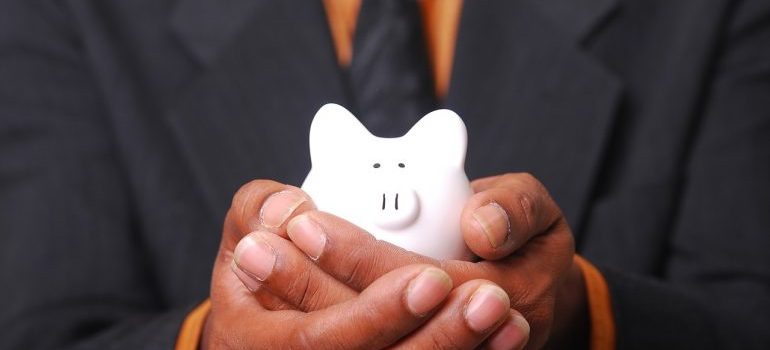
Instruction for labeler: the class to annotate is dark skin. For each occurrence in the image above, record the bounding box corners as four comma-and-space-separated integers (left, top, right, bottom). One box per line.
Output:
203, 173, 585, 349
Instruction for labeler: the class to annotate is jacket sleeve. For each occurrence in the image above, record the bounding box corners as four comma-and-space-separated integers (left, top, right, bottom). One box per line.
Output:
0, 1, 197, 348
599, 0, 770, 348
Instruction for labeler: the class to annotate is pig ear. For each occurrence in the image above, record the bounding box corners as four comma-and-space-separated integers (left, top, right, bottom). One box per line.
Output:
309, 103, 370, 166
404, 109, 468, 168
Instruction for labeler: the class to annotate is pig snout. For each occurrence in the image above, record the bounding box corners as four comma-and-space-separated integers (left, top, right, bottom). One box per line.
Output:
372, 188, 420, 230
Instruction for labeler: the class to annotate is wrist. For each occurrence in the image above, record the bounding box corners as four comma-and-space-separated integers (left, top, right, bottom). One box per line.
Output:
546, 256, 589, 349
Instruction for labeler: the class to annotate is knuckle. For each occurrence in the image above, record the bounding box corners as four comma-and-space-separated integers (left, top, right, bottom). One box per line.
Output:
293, 318, 353, 350
282, 266, 314, 308
338, 238, 382, 290
231, 179, 269, 207
231, 179, 288, 213
340, 251, 369, 289
501, 173, 565, 234
274, 257, 327, 311
423, 329, 466, 350
512, 172, 547, 196
514, 191, 536, 233
255, 290, 285, 310
499, 172, 521, 186
443, 260, 486, 284
295, 270, 325, 311
296, 275, 314, 310
500, 172, 537, 188
518, 172, 538, 185
229, 180, 269, 226
291, 322, 318, 350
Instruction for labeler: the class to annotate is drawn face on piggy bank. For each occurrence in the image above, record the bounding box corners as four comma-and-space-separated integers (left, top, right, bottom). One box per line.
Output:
301, 104, 473, 260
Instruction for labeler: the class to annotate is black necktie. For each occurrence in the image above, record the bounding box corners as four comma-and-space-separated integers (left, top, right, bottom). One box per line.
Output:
349, 0, 437, 137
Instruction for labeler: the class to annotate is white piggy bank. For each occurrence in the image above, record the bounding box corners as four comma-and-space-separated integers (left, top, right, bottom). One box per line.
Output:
301, 103, 473, 260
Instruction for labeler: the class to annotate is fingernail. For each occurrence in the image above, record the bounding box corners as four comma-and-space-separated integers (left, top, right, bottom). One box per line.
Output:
230, 259, 261, 292
260, 190, 308, 228
465, 284, 510, 332
406, 267, 453, 316
233, 234, 275, 281
473, 203, 510, 248
487, 314, 530, 350
287, 215, 326, 260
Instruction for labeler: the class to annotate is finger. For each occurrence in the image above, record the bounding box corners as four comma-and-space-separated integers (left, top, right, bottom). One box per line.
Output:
482, 309, 531, 350
211, 240, 267, 312
210, 250, 306, 349
289, 265, 454, 349
286, 211, 436, 291
393, 281, 517, 350
215, 180, 315, 312
229, 259, 298, 311
213, 231, 298, 313
286, 211, 509, 291
231, 230, 357, 311
286, 208, 572, 312
463, 172, 564, 260
224, 180, 316, 249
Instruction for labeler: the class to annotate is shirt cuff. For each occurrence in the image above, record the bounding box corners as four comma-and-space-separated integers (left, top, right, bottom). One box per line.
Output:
175, 299, 211, 350
574, 255, 616, 350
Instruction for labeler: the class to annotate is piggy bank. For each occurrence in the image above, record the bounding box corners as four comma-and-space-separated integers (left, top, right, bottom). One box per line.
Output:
301, 103, 473, 260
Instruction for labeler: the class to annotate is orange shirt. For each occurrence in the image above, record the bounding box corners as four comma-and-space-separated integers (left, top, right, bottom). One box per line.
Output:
176, 2, 615, 349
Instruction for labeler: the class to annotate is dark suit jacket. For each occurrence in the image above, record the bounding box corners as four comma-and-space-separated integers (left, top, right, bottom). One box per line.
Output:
1, 0, 769, 348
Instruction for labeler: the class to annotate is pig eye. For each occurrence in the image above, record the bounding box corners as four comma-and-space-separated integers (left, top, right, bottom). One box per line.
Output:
398, 163, 405, 168
373, 163, 381, 168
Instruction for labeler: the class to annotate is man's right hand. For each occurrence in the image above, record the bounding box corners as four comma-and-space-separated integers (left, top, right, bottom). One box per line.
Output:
202, 180, 521, 349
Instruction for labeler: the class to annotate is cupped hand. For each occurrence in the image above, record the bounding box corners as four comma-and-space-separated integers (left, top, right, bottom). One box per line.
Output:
202, 180, 523, 349
270, 173, 583, 349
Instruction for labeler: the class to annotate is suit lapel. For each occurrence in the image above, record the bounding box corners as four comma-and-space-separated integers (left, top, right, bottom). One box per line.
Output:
171, 0, 268, 65
165, 0, 622, 230
447, 0, 622, 231
166, 0, 350, 217
532, 0, 619, 43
